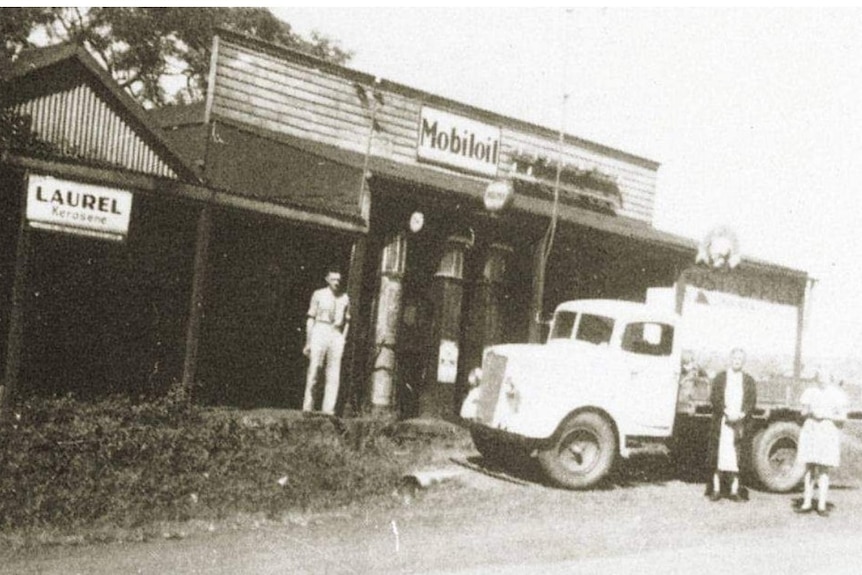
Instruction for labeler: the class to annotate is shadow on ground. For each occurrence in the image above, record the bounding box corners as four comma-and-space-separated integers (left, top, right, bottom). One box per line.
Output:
461, 449, 714, 491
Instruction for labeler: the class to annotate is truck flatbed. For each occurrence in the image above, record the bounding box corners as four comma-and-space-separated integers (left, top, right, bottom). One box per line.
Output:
677, 375, 862, 420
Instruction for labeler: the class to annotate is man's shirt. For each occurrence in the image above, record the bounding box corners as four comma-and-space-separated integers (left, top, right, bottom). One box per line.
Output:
308, 288, 350, 329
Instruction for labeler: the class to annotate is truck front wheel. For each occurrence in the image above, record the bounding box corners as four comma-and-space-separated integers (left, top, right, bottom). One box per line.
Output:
749, 421, 805, 492
538, 412, 617, 490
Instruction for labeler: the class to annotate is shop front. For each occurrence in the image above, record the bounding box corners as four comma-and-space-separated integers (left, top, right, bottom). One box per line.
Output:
0, 44, 204, 404
360, 171, 698, 419
1, 43, 369, 410
361, 175, 537, 418
2, 35, 809, 420
200, 29, 725, 419
151, 102, 368, 410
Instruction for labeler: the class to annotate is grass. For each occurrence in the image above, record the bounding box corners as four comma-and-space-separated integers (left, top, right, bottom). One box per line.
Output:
0, 388, 471, 554
2, 386, 859, 557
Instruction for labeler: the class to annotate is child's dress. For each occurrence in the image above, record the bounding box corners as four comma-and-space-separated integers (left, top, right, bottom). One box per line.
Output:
797, 385, 847, 467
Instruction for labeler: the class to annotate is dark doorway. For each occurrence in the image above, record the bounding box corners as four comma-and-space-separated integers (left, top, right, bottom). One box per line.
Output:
197, 209, 352, 408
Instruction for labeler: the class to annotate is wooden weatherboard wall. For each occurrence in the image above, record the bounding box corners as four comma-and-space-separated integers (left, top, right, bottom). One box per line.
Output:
209, 33, 659, 223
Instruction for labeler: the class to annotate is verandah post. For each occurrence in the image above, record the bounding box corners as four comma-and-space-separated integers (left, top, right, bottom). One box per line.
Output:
1, 172, 31, 418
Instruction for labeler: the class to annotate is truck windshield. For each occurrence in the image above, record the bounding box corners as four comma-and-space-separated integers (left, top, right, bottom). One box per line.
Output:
550, 312, 615, 344
576, 314, 615, 345
549, 311, 577, 339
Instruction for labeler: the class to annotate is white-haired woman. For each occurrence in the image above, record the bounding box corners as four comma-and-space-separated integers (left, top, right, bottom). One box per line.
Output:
795, 371, 848, 516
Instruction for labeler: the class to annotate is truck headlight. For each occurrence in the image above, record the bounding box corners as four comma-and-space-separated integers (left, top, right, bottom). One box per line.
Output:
468, 367, 483, 388
503, 377, 521, 413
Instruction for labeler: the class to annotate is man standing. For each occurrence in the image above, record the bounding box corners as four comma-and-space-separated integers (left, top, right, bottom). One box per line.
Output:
706, 347, 757, 501
303, 269, 350, 415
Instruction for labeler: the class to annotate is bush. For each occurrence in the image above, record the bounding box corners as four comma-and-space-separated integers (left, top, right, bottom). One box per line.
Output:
0, 384, 405, 533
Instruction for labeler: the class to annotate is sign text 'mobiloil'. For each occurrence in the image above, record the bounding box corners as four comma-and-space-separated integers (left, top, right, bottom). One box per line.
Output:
417, 107, 501, 177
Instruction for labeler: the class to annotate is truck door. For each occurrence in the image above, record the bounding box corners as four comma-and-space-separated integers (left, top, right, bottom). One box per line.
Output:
620, 321, 679, 435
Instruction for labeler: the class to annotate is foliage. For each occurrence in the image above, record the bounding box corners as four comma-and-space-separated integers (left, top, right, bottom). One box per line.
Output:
0, 384, 405, 535
510, 150, 621, 197
0, 8, 56, 61
1, 7, 353, 108
0, 107, 122, 171
0, 109, 58, 157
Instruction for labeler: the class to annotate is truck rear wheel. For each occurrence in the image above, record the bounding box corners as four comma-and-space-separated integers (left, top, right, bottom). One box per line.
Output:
750, 421, 805, 492
538, 412, 617, 490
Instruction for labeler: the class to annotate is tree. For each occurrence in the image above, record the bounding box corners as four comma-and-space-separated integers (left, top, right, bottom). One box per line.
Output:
1, 7, 352, 108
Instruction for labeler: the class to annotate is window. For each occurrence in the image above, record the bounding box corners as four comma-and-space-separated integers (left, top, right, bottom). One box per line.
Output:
622, 322, 674, 356
549, 311, 577, 340
576, 314, 615, 346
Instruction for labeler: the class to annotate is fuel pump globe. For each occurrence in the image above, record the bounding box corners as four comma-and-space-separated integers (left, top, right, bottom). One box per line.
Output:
409, 211, 425, 233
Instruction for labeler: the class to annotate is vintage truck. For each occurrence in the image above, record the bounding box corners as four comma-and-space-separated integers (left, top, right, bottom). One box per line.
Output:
459, 298, 861, 491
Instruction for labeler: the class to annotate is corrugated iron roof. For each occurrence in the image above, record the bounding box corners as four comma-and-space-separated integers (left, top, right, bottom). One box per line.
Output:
2, 43, 201, 183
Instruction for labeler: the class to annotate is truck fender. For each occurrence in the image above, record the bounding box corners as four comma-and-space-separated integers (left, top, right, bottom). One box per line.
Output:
545, 407, 628, 458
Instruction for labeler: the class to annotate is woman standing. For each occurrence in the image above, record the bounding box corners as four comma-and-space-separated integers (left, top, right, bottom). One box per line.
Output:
705, 348, 757, 501
795, 371, 848, 516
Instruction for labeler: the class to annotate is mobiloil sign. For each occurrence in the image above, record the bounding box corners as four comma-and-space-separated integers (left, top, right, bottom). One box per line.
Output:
26, 174, 133, 242
417, 106, 501, 177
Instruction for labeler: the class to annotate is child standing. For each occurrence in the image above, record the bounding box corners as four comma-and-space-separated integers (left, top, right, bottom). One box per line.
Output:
795, 372, 848, 516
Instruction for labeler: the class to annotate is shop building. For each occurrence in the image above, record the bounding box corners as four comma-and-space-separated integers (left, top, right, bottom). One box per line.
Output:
1, 33, 810, 418
0, 43, 366, 410
0, 44, 204, 402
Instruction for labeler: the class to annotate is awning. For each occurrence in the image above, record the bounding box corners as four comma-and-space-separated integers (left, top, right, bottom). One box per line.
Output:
209, 115, 805, 280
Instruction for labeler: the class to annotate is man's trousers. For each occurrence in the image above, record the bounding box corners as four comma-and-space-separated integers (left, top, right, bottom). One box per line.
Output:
303, 323, 344, 414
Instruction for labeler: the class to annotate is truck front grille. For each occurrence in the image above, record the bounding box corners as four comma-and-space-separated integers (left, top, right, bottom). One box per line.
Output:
475, 351, 507, 423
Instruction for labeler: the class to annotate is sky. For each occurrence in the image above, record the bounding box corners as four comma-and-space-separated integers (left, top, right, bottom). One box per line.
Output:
274, 7, 862, 361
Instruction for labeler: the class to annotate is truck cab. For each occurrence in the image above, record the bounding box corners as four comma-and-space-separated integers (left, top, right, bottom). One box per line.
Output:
461, 299, 682, 489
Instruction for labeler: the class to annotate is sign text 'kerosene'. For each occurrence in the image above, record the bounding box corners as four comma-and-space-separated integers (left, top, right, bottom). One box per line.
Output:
26, 174, 133, 241
417, 107, 501, 177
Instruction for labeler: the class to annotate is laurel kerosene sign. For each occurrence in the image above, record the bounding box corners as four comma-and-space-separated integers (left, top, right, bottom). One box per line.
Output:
26, 174, 134, 241
417, 106, 501, 177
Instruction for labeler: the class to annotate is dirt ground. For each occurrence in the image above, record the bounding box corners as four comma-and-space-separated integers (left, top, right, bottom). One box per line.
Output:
6, 423, 862, 575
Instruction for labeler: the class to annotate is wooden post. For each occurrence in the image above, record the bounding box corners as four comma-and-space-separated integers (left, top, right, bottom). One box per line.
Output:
793, 277, 813, 378
528, 239, 546, 343
675, 266, 691, 315
181, 202, 213, 386
1, 175, 31, 417
341, 235, 367, 417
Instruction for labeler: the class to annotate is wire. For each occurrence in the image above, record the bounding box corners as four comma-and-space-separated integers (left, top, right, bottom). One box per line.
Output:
537, 10, 571, 325
358, 78, 381, 224
542, 92, 568, 275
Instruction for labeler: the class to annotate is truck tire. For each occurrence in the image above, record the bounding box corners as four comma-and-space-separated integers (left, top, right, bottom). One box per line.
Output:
538, 411, 617, 490
750, 421, 805, 492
